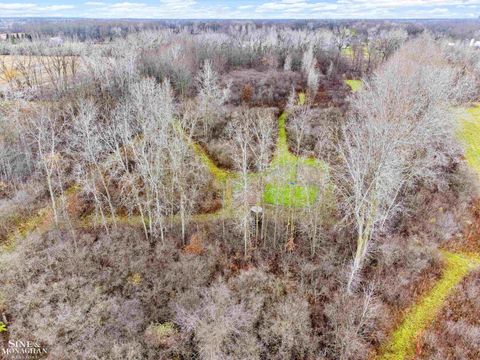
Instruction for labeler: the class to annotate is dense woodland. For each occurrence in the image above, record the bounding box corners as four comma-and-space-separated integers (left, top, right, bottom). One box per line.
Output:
1, 19, 480, 359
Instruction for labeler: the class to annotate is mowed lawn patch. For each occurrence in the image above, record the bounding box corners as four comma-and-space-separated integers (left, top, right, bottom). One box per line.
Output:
263, 183, 318, 207
345, 79, 362, 92
341, 45, 369, 59
263, 110, 327, 208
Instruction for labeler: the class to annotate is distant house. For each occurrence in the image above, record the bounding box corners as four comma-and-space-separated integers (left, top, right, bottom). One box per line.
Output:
49, 36, 64, 46
469, 38, 480, 48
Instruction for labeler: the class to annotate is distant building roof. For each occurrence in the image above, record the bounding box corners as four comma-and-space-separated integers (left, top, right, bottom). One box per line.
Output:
49, 36, 64, 46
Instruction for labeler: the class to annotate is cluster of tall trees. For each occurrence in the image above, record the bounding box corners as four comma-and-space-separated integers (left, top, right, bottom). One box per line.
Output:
339, 35, 476, 290
2, 19, 480, 360
1, 26, 477, 289
0, 23, 412, 98
69, 78, 211, 243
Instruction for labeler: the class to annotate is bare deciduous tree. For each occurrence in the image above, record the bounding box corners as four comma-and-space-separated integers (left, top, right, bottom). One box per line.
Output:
197, 60, 229, 135
69, 100, 117, 233
339, 36, 472, 291
25, 108, 64, 225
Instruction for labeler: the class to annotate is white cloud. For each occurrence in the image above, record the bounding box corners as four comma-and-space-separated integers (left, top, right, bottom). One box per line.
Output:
251, 0, 480, 18
43, 4, 75, 10
110, 2, 146, 9
0, 2, 74, 15
160, 0, 196, 6
158, 0, 197, 13
255, 0, 338, 13
238, 4, 255, 9
0, 3, 37, 10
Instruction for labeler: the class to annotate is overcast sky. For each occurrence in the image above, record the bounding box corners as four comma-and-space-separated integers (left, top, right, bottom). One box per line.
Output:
0, 0, 479, 19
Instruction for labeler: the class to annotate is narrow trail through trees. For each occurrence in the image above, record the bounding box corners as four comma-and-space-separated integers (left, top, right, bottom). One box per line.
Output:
1, 185, 78, 252
377, 252, 480, 360
2, 94, 326, 242
176, 93, 328, 221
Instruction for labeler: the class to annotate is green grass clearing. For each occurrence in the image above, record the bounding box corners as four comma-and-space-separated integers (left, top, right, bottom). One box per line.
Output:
345, 79, 362, 92
298, 92, 306, 105
263, 111, 328, 207
275, 112, 290, 158
263, 183, 318, 207
189, 141, 233, 183
341, 45, 369, 59
174, 121, 233, 184
179, 109, 328, 209
270, 112, 326, 170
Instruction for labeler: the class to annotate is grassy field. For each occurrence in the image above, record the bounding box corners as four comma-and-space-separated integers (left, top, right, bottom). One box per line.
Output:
0, 55, 33, 84
263, 183, 318, 207
341, 45, 369, 59
345, 79, 362, 92
0, 54, 78, 87
262, 104, 328, 208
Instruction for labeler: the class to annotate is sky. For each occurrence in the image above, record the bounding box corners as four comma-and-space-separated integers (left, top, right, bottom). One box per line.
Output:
0, 0, 479, 19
